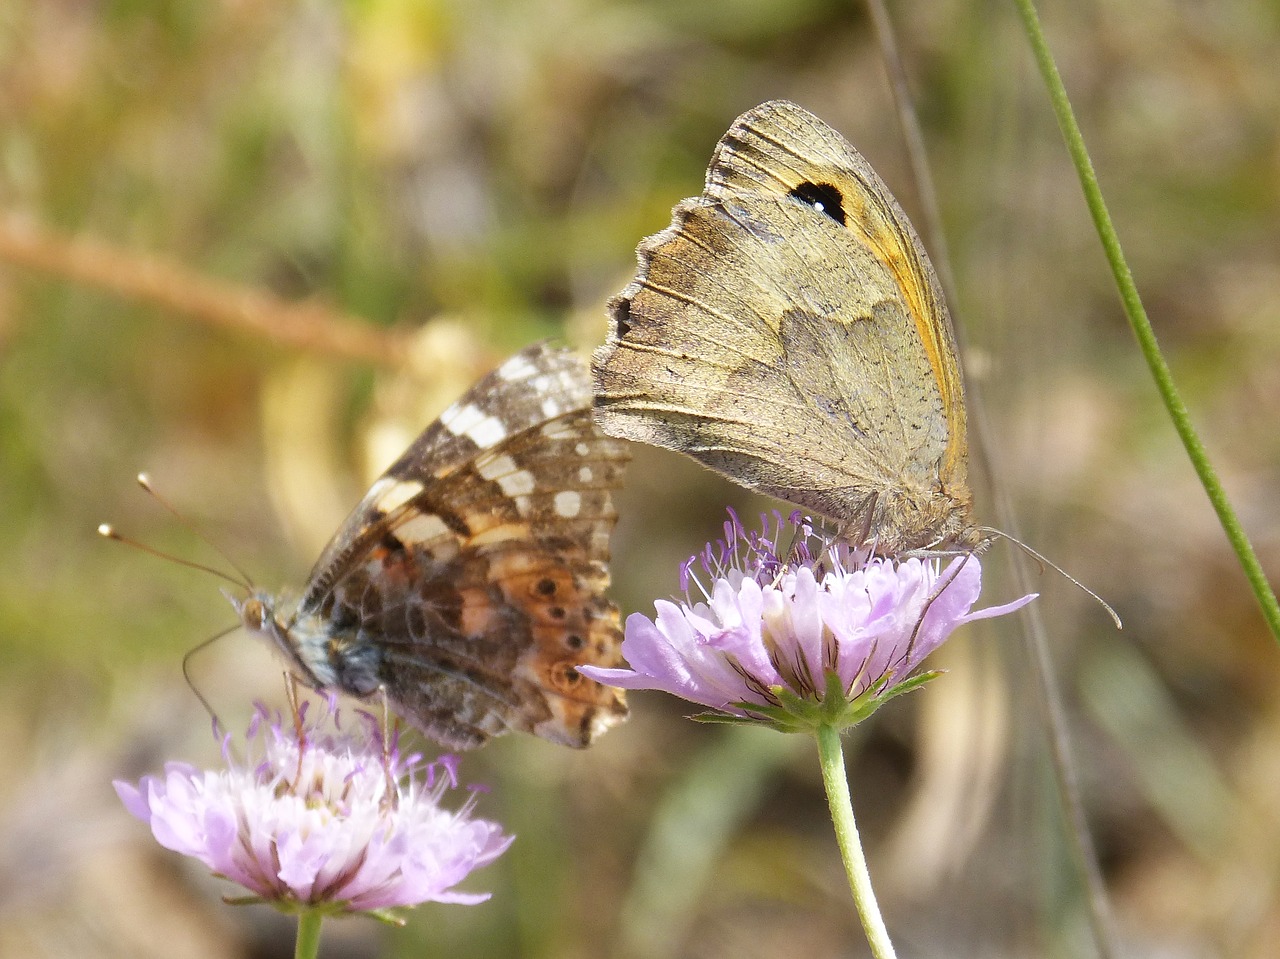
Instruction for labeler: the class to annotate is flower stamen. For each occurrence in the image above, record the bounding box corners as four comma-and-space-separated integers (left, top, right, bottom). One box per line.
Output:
115, 693, 512, 916
580, 511, 1037, 734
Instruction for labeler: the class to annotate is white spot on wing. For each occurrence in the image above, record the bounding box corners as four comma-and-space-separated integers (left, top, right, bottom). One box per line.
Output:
554, 490, 582, 518
499, 470, 536, 497
540, 420, 575, 439
477, 452, 536, 496
470, 417, 508, 447
578, 465, 593, 483
575, 442, 590, 456
477, 454, 517, 481
397, 512, 451, 545
441, 401, 481, 433
498, 353, 539, 382
369, 478, 424, 514
442, 402, 507, 447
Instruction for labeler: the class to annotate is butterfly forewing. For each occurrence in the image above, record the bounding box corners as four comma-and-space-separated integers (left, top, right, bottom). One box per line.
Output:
250, 343, 630, 751
595, 100, 977, 553
709, 99, 968, 475
300, 345, 596, 604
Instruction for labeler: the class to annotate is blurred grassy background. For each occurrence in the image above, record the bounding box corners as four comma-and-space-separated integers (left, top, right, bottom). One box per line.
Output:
1, 0, 1278, 956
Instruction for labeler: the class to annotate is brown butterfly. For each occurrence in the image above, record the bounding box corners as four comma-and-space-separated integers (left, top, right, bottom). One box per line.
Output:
234, 343, 630, 750
594, 100, 978, 554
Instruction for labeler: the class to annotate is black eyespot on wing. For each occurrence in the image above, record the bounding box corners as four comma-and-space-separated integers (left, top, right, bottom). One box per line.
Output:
790, 181, 847, 226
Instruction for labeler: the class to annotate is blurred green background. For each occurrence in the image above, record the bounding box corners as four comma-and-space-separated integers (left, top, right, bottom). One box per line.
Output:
1, 0, 1278, 956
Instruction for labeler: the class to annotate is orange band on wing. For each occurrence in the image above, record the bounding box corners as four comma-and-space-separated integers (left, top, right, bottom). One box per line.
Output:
854, 208, 967, 483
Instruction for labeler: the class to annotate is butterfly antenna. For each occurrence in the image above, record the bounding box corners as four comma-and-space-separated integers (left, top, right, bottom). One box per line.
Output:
980, 527, 1122, 629
98, 523, 249, 590
130, 472, 255, 588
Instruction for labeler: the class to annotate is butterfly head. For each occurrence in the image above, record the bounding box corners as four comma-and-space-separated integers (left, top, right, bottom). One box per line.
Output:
229, 589, 341, 694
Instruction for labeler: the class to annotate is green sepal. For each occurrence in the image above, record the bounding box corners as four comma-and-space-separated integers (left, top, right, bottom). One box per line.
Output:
223, 895, 268, 907
693, 706, 811, 735
820, 671, 864, 724
876, 669, 943, 703
220, 895, 408, 925
691, 711, 767, 727
221, 894, 348, 919
773, 686, 829, 726
685, 668, 947, 736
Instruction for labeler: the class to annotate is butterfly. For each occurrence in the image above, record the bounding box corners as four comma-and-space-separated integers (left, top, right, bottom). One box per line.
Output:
593, 99, 979, 555
234, 343, 630, 750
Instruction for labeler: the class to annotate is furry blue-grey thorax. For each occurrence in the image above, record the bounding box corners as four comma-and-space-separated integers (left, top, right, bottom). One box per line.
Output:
232, 590, 383, 699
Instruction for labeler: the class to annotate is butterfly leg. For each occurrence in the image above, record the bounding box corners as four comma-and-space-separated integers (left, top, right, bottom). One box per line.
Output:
376, 686, 400, 811
284, 673, 308, 788
838, 492, 880, 552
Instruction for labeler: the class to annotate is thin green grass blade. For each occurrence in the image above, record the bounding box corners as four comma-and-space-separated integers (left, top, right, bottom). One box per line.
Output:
1011, 0, 1280, 643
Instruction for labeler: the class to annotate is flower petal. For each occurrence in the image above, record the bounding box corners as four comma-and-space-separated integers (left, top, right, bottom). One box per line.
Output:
582, 514, 1036, 732
115, 699, 510, 914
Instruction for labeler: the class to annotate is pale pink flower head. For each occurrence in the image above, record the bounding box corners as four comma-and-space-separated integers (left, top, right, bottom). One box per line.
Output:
580, 511, 1036, 732
114, 699, 512, 919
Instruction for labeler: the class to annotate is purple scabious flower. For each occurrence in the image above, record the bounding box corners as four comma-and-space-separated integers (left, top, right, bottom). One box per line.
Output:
114, 700, 512, 918
581, 511, 1036, 732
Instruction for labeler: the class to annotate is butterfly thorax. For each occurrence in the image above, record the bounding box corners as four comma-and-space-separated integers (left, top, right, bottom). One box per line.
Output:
233, 591, 382, 699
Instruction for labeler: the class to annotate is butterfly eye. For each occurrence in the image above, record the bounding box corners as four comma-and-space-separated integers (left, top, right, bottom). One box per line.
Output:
789, 181, 847, 226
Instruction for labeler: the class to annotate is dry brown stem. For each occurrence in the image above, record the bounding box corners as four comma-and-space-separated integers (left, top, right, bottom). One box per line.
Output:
0, 215, 413, 368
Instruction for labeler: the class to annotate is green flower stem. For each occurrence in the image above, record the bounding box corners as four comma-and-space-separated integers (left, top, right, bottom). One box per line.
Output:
295, 910, 323, 959
816, 724, 897, 959
1012, 0, 1280, 642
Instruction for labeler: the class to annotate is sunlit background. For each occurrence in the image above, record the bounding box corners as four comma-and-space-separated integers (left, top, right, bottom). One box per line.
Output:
1, 1, 1278, 956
